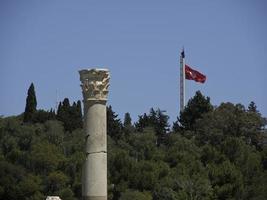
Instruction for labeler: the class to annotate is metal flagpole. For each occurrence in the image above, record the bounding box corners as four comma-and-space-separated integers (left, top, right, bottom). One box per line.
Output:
180, 49, 185, 112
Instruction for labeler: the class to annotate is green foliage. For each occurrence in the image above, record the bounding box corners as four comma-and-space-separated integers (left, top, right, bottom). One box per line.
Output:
164, 135, 213, 199
208, 161, 244, 199
1, 87, 267, 200
120, 190, 152, 200
128, 128, 158, 160
0, 116, 83, 199
24, 83, 37, 123
30, 141, 65, 174
0, 160, 25, 199
58, 188, 75, 200
123, 112, 132, 127
44, 120, 64, 146
195, 102, 266, 148
248, 101, 257, 113
123, 112, 134, 136
57, 98, 83, 132
135, 108, 169, 145
153, 187, 177, 200
23, 83, 56, 124
107, 106, 123, 140
46, 171, 69, 193
32, 109, 56, 123
179, 91, 213, 130
17, 174, 43, 200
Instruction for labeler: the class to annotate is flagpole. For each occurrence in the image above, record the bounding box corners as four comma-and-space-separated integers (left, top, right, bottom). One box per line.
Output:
180, 49, 185, 112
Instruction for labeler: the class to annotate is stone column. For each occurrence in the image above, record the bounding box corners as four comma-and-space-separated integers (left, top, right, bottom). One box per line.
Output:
79, 69, 110, 200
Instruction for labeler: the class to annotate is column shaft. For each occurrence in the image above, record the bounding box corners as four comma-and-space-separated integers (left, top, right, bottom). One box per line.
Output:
83, 103, 107, 200
79, 69, 110, 200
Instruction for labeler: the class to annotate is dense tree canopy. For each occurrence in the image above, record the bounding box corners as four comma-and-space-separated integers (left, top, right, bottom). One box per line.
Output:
1, 89, 267, 200
135, 108, 169, 145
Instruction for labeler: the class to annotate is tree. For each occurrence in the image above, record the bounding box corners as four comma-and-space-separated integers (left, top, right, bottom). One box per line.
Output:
172, 117, 181, 133
208, 161, 243, 199
57, 98, 70, 121
23, 83, 37, 123
17, 174, 43, 200
32, 109, 53, 123
57, 102, 62, 118
128, 128, 158, 161
135, 113, 150, 132
135, 108, 169, 145
123, 112, 134, 136
0, 161, 27, 200
2, 91, 267, 200
107, 106, 123, 140
56, 98, 82, 132
58, 188, 75, 200
179, 91, 213, 130
30, 141, 65, 174
44, 120, 64, 146
123, 112, 132, 128
76, 100, 83, 127
45, 171, 69, 194
57, 98, 70, 131
153, 187, 177, 200
248, 101, 257, 113
148, 108, 157, 127
155, 109, 169, 145
120, 190, 152, 200
195, 102, 266, 148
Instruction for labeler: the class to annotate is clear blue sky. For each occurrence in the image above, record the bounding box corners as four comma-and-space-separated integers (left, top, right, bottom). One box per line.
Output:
1, 0, 266, 123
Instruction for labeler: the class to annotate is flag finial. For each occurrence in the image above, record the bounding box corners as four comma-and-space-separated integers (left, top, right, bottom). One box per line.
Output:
181, 47, 185, 58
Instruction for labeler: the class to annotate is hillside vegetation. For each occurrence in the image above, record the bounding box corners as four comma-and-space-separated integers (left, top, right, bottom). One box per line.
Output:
0, 84, 266, 200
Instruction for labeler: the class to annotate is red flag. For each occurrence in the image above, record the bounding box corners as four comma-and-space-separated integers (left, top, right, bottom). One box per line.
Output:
185, 64, 206, 83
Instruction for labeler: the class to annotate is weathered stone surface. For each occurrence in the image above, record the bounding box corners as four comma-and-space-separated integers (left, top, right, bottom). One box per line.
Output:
82, 196, 107, 200
84, 103, 107, 153
79, 69, 110, 102
46, 196, 62, 200
80, 68, 109, 200
82, 153, 107, 197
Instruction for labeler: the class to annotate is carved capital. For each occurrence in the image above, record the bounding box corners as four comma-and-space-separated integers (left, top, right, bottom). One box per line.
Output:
79, 69, 110, 103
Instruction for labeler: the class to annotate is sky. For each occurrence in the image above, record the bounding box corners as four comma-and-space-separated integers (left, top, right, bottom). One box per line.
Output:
0, 0, 266, 123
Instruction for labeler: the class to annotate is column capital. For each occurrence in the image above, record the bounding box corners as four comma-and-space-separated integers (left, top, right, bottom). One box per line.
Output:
79, 68, 110, 104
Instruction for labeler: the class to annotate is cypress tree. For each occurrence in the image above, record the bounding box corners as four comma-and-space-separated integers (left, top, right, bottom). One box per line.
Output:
57, 98, 70, 131
23, 83, 37, 122
76, 100, 83, 128
67, 102, 77, 132
123, 112, 132, 127
57, 102, 62, 118
62, 98, 70, 110
123, 112, 134, 136
48, 108, 56, 120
